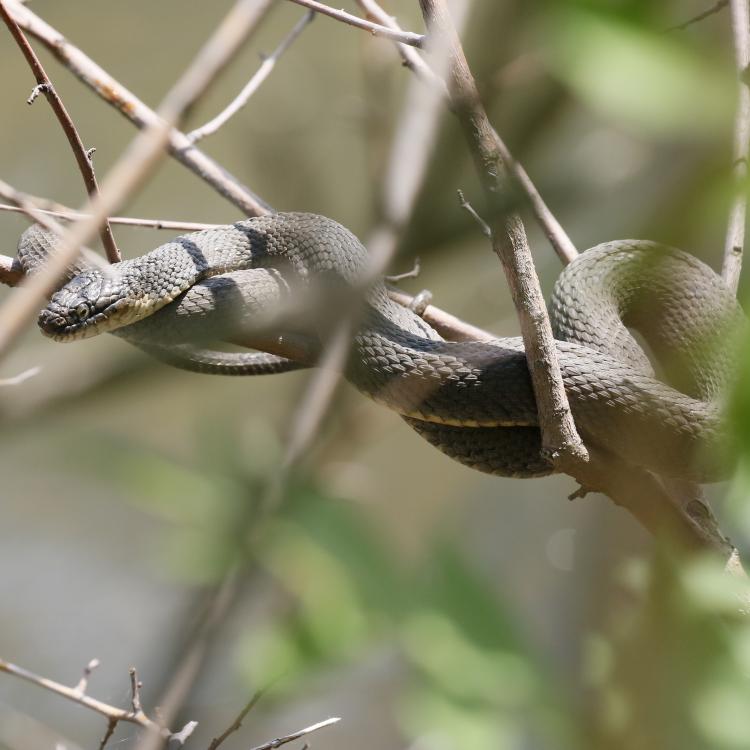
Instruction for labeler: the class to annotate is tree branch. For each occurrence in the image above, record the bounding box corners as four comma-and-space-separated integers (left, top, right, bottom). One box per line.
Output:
417, 0, 587, 471
187, 10, 316, 144
284, 0, 425, 47
0, 0, 120, 262
723, 0, 750, 292
0, 201, 220, 232
0, 657, 175, 739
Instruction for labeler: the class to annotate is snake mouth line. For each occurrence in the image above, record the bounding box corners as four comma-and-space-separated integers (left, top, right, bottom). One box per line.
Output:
38, 298, 143, 341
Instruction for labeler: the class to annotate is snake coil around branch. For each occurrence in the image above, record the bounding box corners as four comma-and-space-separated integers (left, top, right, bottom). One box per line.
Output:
14, 212, 744, 481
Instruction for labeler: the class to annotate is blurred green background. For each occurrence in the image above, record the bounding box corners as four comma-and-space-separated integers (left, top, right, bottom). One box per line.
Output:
2, 1, 750, 748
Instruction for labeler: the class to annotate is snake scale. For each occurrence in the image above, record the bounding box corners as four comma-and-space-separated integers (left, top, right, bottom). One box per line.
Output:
15, 212, 744, 481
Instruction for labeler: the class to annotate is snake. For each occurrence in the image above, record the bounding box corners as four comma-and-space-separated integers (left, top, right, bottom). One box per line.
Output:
14, 212, 744, 482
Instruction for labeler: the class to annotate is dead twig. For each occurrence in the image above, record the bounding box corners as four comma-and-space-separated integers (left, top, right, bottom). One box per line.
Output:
3, 0, 271, 218
0, 0, 120, 262
188, 10, 316, 144
0, 201, 220, 232
457, 189, 491, 238
248, 717, 340, 750
284, 0, 424, 47
723, 0, 750, 292
0, 658, 169, 738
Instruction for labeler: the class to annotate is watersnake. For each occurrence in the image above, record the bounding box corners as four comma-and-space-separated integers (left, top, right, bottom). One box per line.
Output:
14, 212, 744, 481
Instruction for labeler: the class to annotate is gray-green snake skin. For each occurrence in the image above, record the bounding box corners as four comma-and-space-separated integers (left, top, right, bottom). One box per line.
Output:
15, 212, 744, 481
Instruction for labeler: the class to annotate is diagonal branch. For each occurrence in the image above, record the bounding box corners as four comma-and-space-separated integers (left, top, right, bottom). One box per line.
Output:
417, 0, 587, 471
187, 10, 316, 144
723, 0, 750, 292
284, 0, 424, 46
3, 0, 272, 218
0, 0, 120, 262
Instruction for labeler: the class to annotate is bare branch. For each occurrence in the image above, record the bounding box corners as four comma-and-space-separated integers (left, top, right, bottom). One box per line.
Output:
0, 1, 120, 262
0, 0, 275, 364
248, 716, 340, 750
0, 658, 166, 736
0, 178, 107, 271
0, 201, 220, 232
284, 0, 424, 47
3, 0, 272, 218
354, 0, 445, 89
723, 0, 750, 292
188, 10, 316, 144
418, 0, 587, 470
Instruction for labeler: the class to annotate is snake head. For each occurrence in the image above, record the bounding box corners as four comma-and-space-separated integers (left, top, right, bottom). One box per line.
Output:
38, 270, 131, 341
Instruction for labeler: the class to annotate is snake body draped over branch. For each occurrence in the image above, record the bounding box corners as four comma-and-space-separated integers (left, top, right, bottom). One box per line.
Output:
14, 212, 744, 481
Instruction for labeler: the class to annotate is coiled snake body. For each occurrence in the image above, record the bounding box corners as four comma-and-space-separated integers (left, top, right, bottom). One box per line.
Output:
16, 212, 743, 481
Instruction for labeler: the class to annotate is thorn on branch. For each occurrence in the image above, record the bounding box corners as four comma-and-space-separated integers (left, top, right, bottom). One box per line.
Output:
169, 720, 199, 746
27, 81, 50, 104
73, 657, 100, 696
129, 667, 143, 714
457, 189, 492, 238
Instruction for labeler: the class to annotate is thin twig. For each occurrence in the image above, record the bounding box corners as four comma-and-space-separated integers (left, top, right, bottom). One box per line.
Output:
0, 0, 120, 262
385, 258, 421, 282
3, 0, 272, 218
249, 717, 340, 750
0, 178, 107, 270
129, 668, 143, 714
668, 0, 729, 32
354, 0, 445, 89
457, 189, 491, 238
188, 10, 316, 144
72, 658, 100, 696
97, 718, 118, 750
723, 0, 750, 292
0, 201, 220, 232
0, 658, 165, 735
284, 0, 424, 47
0, 0, 275, 364
207, 688, 265, 750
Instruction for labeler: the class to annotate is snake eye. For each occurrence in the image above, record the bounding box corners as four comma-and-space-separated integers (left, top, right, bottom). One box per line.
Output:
75, 303, 90, 321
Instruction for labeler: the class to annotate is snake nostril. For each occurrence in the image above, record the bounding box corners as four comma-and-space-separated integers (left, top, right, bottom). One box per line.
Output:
38, 308, 65, 333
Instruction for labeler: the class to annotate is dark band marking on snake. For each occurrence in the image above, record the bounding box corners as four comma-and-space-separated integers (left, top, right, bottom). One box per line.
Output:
15, 212, 744, 481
